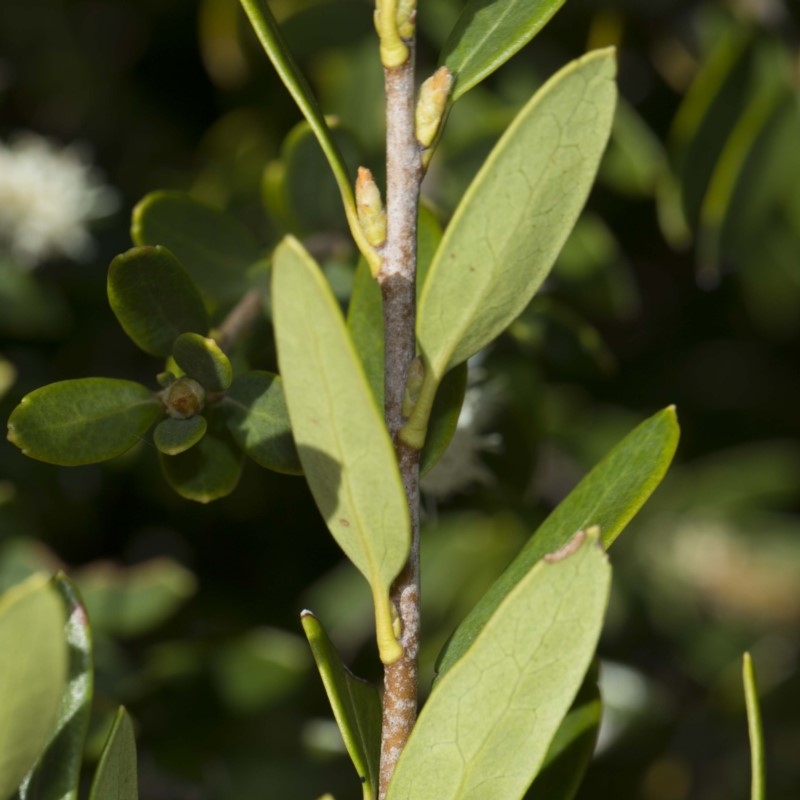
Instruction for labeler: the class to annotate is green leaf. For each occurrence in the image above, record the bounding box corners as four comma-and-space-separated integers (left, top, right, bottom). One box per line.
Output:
172, 333, 233, 392
386, 530, 611, 800
436, 405, 679, 676
221, 371, 302, 474
408, 50, 617, 446
153, 416, 208, 456
743, 653, 765, 800
107, 246, 209, 357
12, 575, 93, 800
301, 612, 381, 800
272, 236, 410, 663
7, 379, 162, 466
525, 661, 601, 800
159, 408, 244, 503
238, 0, 379, 273
441, 0, 566, 101
74, 558, 196, 638
0, 575, 67, 800
131, 191, 262, 303
88, 707, 137, 800
418, 363, 468, 476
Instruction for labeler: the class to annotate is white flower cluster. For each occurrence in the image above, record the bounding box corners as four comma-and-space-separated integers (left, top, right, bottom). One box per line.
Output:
0, 132, 118, 267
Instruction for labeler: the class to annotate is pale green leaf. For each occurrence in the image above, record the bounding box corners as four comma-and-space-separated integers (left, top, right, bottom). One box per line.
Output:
743, 653, 765, 800
408, 50, 617, 446
386, 530, 611, 800
437, 406, 678, 675
88, 707, 137, 800
301, 611, 381, 800
272, 236, 410, 663
0, 575, 67, 800
172, 333, 233, 392
442, 0, 566, 101
153, 416, 207, 456
7, 379, 162, 466
12, 575, 93, 800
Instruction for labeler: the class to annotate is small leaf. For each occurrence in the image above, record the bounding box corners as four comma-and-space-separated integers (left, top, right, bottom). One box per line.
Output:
386, 530, 611, 800
153, 416, 207, 456
88, 707, 137, 800
7, 379, 162, 466
436, 405, 679, 676
172, 333, 233, 392
0, 575, 67, 800
442, 0, 566, 101
272, 236, 410, 664
107, 246, 209, 357
409, 50, 617, 445
12, 575, 93, 800
419, 363, 468, 476
301, 611, 381, 800
159, 408, 244, 503
221, 371, 302, 474
131, 191, 262, 303
743, 653, 765, 800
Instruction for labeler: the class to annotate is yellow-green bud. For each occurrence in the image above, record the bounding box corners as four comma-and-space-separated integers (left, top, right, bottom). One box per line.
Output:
415, 66, 453, 148
161, 376, 205, 419
355, 167, 387, 247
396, 0, 416, 39
374, 0, 409, 68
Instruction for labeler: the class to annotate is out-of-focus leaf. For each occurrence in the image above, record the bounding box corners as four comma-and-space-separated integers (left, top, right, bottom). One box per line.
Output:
153, 416, 207, 456
386, 530, 611, 800
159, 409, 243, 503
408, 50, 616, 446
107, 246, 209, 357
74, 558, 196, 638
131, 191, 262, 303
743, 652, 765, 800
7, 379, 162, 466
221, 371, 302, 474
0, 261, 71, 340
0, 356, 16, 402
172, 333, 233, 392
437, 406, 679, 675
13, 576, 93, 800
272, 236, 409, 664
0, 575, 67, 800
301, 612, 381, 800
442, 0, 566, 101
88, 708, 137, 800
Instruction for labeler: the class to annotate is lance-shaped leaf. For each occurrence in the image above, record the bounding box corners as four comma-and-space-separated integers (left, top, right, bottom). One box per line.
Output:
172, 333, 233, 392
386, 530, 611, 800
221, 371, 302, 474
272, 236, 410, 664
0, 575, 67, 800
7, 379, 162, 466
442, 0, 566, 101
153, 416, 207, 456
407, 50, 617, 447
88, 707, 137, 800
743, 653, 765, 800
107, 246, 209, 357
13, 575, 93, 800
132, 191, 262, 302
437, 405, 678, 675
301, 611, 381, 800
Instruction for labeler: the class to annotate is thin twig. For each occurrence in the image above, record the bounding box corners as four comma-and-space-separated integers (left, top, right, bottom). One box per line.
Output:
212, 288, 263, 354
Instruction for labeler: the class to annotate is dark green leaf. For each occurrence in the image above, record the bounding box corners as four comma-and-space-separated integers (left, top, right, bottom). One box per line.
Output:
419, 363, 468, 476
221, 371, 302, 474
172, 333, 233, 392
442, 0, 566, 101
107, 246, 209, 357
88, 708, 137, 800
153, 416, 208, 456
301, 612, 381, 800
7, 379, 162, 466
436, 406, 679, 676
131, 191, 262, 303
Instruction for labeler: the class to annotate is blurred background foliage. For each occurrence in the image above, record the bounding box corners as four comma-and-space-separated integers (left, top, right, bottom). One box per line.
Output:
1, 0, 799, 797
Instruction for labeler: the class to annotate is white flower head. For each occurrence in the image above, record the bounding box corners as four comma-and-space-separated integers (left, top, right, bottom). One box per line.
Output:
0, 132, 118, 267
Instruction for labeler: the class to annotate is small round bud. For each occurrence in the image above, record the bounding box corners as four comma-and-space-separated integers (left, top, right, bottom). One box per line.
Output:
161, 376, 206, 419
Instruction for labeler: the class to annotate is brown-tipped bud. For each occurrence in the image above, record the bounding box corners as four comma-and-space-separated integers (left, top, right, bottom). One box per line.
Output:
415, 66, 453, 148
396, 0, 416, 39
161, 376, 206, 419
355, 166, 387, 247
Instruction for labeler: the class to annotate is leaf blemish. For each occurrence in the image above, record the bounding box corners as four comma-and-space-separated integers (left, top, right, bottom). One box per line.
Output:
544, 528, 587, 563
339, 518, 351, 527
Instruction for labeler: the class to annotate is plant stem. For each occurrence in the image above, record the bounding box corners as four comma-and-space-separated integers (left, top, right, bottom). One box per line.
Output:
377, 36, 424, 799
213, 288, 263, 354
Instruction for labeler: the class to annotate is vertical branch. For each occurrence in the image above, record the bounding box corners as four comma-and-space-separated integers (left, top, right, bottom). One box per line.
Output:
377, 31, 424, 800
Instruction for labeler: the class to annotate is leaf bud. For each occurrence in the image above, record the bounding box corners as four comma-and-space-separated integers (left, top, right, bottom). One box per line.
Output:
396, 0, 416, 39
161, 376, 206, 419
355, 167, 387, 247
415, 66, 453, 149
374, 0, 409, 68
